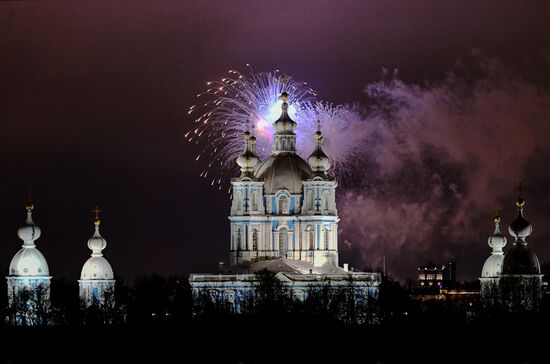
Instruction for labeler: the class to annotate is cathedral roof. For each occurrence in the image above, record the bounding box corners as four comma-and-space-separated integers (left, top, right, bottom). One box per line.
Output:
254, 153, 312, 194
81, 256, 114, 280
9, 202, 50, 277
481, 212, 506, 278
253, 92, 312, 193
482, 254, 505, 278
502, 244, 541, 275
502, 196, 541, 275
80, 207, 114, 281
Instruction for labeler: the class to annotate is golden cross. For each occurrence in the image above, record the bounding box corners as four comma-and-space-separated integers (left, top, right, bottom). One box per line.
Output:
92, 206, 101, 223
517, 182, 525, 197
494, 203, 502, 217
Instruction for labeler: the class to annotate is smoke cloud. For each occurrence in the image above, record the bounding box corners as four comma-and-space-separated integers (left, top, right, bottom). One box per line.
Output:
335, 51, 550, 280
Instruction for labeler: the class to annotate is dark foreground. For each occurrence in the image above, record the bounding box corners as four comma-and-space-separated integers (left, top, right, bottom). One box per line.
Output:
0, 313, 546, 364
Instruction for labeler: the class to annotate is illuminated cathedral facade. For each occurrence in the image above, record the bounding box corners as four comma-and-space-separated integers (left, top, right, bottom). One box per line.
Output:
190, 93, 381, 311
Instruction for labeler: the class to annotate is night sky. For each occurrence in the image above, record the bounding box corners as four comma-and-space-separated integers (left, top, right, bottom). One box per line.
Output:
1, 1, 549, 281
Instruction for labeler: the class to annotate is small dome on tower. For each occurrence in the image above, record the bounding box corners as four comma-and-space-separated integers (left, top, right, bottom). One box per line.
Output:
9, 202, 49, 277
17, 201, 41, 244
80, 207, 114, 280
272, 92, 297, 133
502, 196, 541, 275
236, 129, 260, 176
508, 198, 532, 239
481, 212, 506, 278
308, 122, 331, 176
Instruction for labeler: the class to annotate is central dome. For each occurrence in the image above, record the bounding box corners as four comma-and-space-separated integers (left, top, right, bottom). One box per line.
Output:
255, 153, 312, 194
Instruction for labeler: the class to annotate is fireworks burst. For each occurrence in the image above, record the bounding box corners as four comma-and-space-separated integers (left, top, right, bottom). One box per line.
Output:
187, 67, 367, 189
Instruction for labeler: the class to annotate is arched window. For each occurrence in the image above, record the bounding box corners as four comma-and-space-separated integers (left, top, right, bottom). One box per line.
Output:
279, 227, 288, 256
251, 191, 258, 211
252, 229, 258, 250
282, 139, 287, 150
323, 191, 330, 211
307, 226, 315, 250
236, 228, 242, 250
278, 195, 289, 215
324, 228, 330, 250
307, 190, 314, 211
236, 191, 243, 212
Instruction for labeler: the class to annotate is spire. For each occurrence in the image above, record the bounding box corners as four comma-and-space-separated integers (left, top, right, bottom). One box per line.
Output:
488, 205, 506, 254
508, 183, 532, 244
18, 200, 41, 248
88, 206, 107, 257
307, 119, 331, 177
236, 124, 260, 177
271, 92, 297, 154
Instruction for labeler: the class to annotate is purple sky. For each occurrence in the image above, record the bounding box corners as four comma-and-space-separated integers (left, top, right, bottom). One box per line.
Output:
1, 1, 549, 281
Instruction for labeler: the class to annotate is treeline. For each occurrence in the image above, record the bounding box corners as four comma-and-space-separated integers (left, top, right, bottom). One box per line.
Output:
2, 272, 550, 328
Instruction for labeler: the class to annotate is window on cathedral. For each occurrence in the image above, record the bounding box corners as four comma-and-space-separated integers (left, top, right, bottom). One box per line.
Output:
323, 191, 330, 211
324, 228, 330, 250
307, 226, 315, 250
307, 190, 314, 211
278, 195, 289, 215
236, 192, 243, 212
252, 191, 258, 211
252, 229, 258, 250
279, 227, 288, 255
236, 228, 242, 250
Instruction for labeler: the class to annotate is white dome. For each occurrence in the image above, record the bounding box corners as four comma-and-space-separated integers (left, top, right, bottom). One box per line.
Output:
481, 254, 504, 278
80, 256, 114, 280
9, 247, 49, 276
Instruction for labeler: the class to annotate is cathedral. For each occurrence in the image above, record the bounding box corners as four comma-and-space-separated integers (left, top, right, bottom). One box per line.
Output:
189, 93, 381, 309
480, 193, 543, 311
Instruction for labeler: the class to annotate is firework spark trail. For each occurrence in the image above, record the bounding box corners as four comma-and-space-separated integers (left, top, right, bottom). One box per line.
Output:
187, 67, 375, 188
187, 67, 319, 189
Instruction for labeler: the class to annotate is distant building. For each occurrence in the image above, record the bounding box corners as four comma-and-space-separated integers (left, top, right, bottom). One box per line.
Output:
6, 202, 51, 326
417, 262, 456, 289
189, 93, 381, 314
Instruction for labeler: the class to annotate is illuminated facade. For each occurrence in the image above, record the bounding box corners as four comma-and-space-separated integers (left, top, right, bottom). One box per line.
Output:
6, 202, 51, 325
190, 93, 381, 313
78, 208, 115, 307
